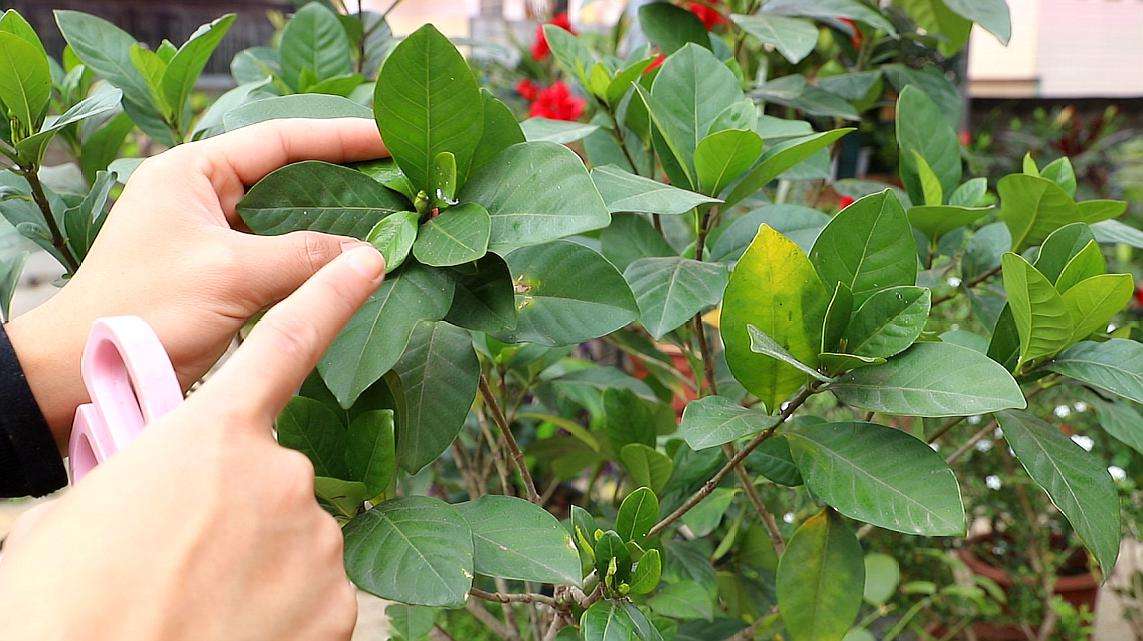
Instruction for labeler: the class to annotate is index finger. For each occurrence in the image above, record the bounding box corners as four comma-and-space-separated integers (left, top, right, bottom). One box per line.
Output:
196, 118, 388, 222
193, 244, 386, 424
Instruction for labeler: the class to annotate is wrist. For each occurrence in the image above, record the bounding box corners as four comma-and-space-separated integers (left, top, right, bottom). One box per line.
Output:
5, 296, 88, 449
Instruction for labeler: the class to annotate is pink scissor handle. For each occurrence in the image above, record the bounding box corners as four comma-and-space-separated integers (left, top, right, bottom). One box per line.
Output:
68, 316, 183, 483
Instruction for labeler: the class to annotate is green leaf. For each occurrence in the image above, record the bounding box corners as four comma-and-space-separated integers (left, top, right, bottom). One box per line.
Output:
345, 409, 395, 495
0, 10, 45, 53
602, 214, 676, 272
638, 2, 711, 54
444, 253, 518, 333
191, 78, 270, 138
279, 3, 352, 91
412, 203, 490, 267
679, 395, 779, 451
830, 342, 1026, 417
592, 165, 719, 215
54, 10, 159, 122
710, 205, 830, 261
724, 128, 853, 208
787, 421, 965, 535
594, 530, 633, 584
462, 142, 610, 252
520, 117, 600, 144
1040, 156, 1077, 197
731, 14, 818, 64
237, 161, 409, 238
0, 32, 51, 133
723, 225, 828, 411
748, 325, 832, 382
897, 0, 972, 55
376, 24, 482, 192
624, 257, 728, 340
582, 600, 637, 641
603, 387, 668, 450
386, 604, 438, 641
763, 0, 898, 37
16, 85, 122, 164
1092, 219, 1143, 249
648, 581, 714, 621
314, 477, 370, 518
1062, 274, 1132, 343
1093, 398, 1143, 455
694, 129, 764, 197
63, 170, 115, 263
457, 495, 581, 585
911, 151, 944, 207
747, 433, 804, 486
468, 89, 524, 177
908, 205, 992, 240
649, 44, 742, 179
997, 410, 1120, 576
319, 264, 455, 407
776, 510, 864, 641
810, 190, 917, 307
949, 177, 988, 207
943, 0, 1011, 43
276, 396, 347, 479
963, 222, 1012, 283
629, 548, 663, 595
607, 57, 656, 106
497, 240, 637, 346
617, 487, 659, 543
620, 444, 674, 495
897, 86, 961, 208
863, 553, 901, 606
343, 496, 474, 607
680, 487, 737, 537
160, 15, 234, 121
1047, 339, 1143, 404
821, 283, 853, 354
543, 25, 597, 86
222, 93, 372, 131
392, 321, 478, 473
366, 211, 418, 272
1053, 240, 1105, 293
1001, 252, 1074, 368
430, 151, 457, 206
1076, 200, 1125, 225
842, 286, 931, 359
998, 174, 1080, 251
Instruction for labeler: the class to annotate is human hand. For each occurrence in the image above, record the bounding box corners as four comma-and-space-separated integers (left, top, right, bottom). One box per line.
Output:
4, 118, 387, 441
0, 243, 384, 641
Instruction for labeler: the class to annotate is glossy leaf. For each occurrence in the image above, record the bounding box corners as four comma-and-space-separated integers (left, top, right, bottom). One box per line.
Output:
55, 10, 157, 119
392, 321, 479, 473
345, 409, 395, 495
810, 190, 916, 307
276, 396, 347, 479
1047, 339, 1143, 404
710, 205, 829, 260
998, 174, 1081, 251
724, 129, 853, 208
624, 257, 728, 340
366, 211, 418, 273
592, 165, 719, 215
520, 117, 599, 144
787, 421, 965, 535
0, 31, 50, 133
462, 142, 610, 252
897, 86, 961, 206
468, 89, 524, 176
444, 253, 517, 333
997, 410, 1120, 576
343, 496, 473, 607
412, 202, 490, 267
318, 264, 455, 407
1001, 252, 1074, 368
1062, 274, 1132, 343
639, 2, 710, 54
15, 86, 122, 164
731, 13, 818, 63
1034, 222, 1097, 285
776, 510, 864, 641
821, 283, 853, 354
629, 548, 663, 595
376, 24, 482, 192
763, 0, 898, 36
944, 0, 1011, 43
694, 129, 764, 197
457, 495, 581, 585
497, 241, 638, 346
723, 225, 827, 411
1054, 240, 1105, 294
831, 342, 1026, 417
601, 214, 676, 271
616, 487, 659, 543
748, 325, 832, 382
863, 554, 901, 606
648, 581, 714, 621
160, 15, 234, 120
238, 161, 409, 238
620, 444, 674, 495
908, 205, 992, 240
1094, 398, 1143, 455
279, 3, 352, 90
582, 600, 637, 641
222, 93, 371, 130
842, 286, 931, 359
679, 395, 779, 451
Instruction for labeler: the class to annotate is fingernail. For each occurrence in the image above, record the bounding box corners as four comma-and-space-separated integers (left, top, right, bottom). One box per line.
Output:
340, 238, 368, 250
341, 245, 385, 281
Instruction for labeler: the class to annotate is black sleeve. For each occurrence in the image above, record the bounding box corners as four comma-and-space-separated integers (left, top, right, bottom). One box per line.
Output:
0, 323, 67, 497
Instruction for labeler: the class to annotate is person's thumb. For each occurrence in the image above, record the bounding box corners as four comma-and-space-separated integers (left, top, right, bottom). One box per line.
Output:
238, 230, 366, 308
196, 244, 385, 424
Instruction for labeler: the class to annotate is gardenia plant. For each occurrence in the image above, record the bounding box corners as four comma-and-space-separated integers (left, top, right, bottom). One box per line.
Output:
0, 2, 1140, 641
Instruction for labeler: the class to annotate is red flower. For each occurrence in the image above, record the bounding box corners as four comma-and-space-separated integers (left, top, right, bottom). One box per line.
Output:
530, 82, 586, 121
531, 12, 575, 61
687, 2, 726, 31
516, 79, 539, 101
838, 195, 855, 210
645, 53, 667, 74
959, 129, 971, 146
838, 18, 862, 49
1134, 283, 1143, 307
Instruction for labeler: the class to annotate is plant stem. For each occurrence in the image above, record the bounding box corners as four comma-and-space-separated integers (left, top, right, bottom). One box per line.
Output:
21, 167, 79, 273
930, 265, 1002, 307
945, 422, 995, 464
479, 374, 542, 504
477, 408, 514, 495
648, 381, 822, 538
724, 441, 785, 555
465, 601, 515, 641
470, 588, 560, 608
